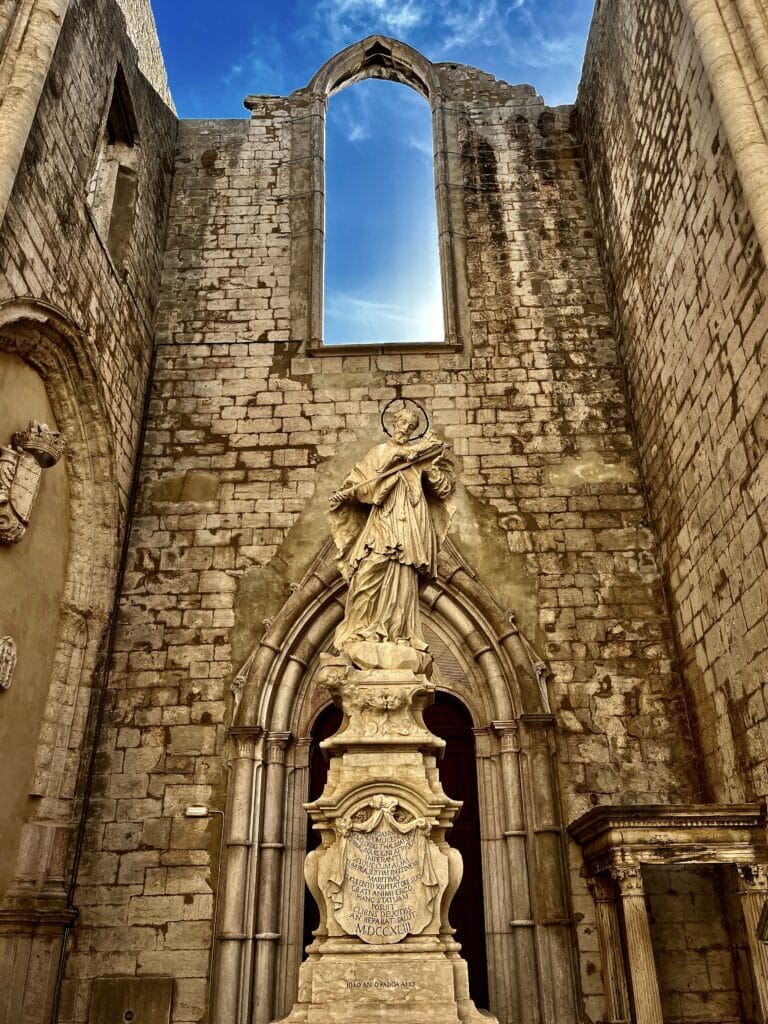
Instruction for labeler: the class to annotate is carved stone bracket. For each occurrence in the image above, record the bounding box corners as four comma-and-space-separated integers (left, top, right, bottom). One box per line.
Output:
0, 420, 64, 544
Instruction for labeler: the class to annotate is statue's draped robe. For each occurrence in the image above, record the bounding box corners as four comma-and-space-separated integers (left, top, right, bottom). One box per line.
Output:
329, 440, 455, 652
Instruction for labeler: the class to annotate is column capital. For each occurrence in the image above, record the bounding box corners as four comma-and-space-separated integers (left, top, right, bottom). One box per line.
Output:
229, 726, 263, 759
265, 731, 292, 763
491, 720, 519, 751
736, 863, 768, 892
609, 862, 644, 896
587, 874, 616, 902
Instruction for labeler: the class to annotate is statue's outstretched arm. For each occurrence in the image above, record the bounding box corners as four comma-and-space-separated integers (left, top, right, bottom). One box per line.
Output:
423, 453, 456, 499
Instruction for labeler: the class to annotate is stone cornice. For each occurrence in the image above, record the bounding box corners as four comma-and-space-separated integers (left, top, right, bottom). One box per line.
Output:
569, 803, 768, 874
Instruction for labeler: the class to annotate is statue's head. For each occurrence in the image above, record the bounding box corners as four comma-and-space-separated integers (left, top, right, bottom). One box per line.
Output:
391, 409, 420, 444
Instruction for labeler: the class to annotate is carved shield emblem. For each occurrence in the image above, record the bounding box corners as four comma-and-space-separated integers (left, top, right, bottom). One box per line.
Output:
9, 452, 42, 525
0, 636, 17, 691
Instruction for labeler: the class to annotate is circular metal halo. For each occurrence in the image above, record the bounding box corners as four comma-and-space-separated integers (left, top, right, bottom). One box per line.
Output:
381, 398, 430, 440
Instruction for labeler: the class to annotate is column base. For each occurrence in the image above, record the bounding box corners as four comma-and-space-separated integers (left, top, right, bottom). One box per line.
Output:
274, 947, 495, 1024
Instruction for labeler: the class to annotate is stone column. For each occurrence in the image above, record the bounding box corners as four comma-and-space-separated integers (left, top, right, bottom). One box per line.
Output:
610, 864, 663, 1024
588, 875, 630, 1024
736, 864, 768, 1022
213, 727, 262, 1024
520, 714, 578, 1024
0, 0, 71, 227
490, 721, 540, 1022
253, 731, 292, 1024
680, 0, 768, 258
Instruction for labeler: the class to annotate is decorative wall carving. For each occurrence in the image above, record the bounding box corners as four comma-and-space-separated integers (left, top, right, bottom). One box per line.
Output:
0, 420, 64, 543
325, 795, 444, 944
0, 636, 17, 691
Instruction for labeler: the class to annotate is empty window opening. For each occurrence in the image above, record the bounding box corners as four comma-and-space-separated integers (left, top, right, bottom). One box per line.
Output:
87, 67, 139, 267
324, 79, 443, 345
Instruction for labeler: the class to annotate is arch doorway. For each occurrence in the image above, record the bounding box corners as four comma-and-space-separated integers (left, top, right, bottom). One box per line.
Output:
423, 693, 489, 1010
302, 693, 490, 1010
218, 541, 581, 1024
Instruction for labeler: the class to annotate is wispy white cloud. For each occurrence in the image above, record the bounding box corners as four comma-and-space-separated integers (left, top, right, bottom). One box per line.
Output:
222, 29, 287, 93
326, 289, 444, 343
313, 0, 430, 46
327, 295, 416, 325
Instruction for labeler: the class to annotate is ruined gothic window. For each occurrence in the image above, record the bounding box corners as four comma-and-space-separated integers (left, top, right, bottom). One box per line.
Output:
289, 38, 470, 352
324, 80, 443, 345
87, 67, 139, 267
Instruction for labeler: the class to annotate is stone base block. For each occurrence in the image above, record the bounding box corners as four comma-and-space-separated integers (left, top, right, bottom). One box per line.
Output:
275, 949, 493, 1024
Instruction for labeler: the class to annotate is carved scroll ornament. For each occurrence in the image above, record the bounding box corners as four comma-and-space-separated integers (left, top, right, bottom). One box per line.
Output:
0, 420, 64, 544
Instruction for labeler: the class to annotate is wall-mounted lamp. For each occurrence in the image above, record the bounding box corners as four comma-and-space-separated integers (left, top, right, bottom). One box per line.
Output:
185, 805, 215, 818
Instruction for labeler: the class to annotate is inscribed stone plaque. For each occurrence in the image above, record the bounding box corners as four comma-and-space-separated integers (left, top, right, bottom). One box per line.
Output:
328, 795, 440, 944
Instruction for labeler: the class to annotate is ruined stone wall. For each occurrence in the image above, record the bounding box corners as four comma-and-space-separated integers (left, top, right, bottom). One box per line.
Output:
0, 0, 177, 504
62, 62, 701, 1023
117, 0, 174, 109
578, 0, 768, 804
0, 0, 176, 1018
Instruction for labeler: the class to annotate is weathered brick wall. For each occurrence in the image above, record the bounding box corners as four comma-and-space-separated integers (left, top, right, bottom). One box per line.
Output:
64, 62, 701, 1023
645, 865, 746, 1023
578, 0, 768, 803
117, 0, 173, 109
0, 0, 176, 506
155, 107, 292, 343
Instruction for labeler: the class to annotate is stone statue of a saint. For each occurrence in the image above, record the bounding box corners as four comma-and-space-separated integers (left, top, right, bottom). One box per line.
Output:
328, 405, 455, 664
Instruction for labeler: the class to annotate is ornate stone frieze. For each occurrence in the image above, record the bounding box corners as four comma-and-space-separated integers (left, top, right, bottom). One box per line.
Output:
569, 802, 768, 878
0, 420, 64, 544
0, 636, 17, 691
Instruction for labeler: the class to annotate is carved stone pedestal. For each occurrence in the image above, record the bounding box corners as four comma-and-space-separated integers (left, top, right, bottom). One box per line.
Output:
272, 655, 495, 1024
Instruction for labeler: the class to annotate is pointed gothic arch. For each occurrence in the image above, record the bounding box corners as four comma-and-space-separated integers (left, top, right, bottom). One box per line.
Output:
281, 36, 471, 353
214, 540, 581, 1024
0, 296, 119, 1021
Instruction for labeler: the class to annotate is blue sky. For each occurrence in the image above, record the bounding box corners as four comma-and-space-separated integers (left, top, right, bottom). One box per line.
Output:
151, 0, 597, 343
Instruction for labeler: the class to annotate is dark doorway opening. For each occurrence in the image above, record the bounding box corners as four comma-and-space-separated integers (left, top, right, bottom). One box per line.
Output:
302, 692, 489, 1010
424, 693, 490, 1010
302, 702, 343, 952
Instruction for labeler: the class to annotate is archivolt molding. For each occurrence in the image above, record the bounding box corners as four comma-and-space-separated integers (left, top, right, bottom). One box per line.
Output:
233, 536, 550, 737
0, 297, 118, 901
306, 35, 439, 100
